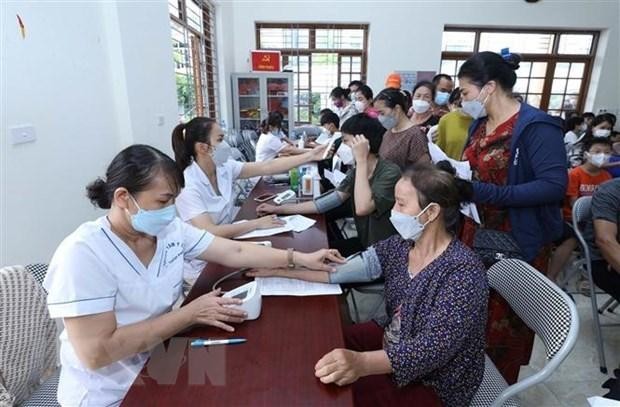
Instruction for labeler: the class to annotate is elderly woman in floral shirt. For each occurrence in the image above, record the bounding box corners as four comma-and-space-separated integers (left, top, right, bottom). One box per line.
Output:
249, 163, 489, 406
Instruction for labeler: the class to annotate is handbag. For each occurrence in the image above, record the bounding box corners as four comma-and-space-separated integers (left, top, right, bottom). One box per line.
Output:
473, 228, 524, 267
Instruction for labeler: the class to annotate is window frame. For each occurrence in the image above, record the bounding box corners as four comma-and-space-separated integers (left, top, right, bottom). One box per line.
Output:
256, 22, 369, 124
441, 26, 599, 115
170, 0, 219, 120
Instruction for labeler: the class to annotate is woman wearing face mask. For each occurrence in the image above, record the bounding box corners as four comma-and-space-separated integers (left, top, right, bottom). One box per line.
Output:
374, 88, 431, 171
457, 51, 567, 384
408, 81, 440, 133
436, 88, 473, 160
248, 162, 488, 407
172, 117, 327, 284
256, 113, 401, 257
255, 111, 308, 162
43, 144, 343, 407
330, 86, 358, 125
353, 85, 379, 118
564, 115, 588, 167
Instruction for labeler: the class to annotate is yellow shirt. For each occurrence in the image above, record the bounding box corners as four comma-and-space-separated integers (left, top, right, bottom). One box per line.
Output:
436, 110, 473, 160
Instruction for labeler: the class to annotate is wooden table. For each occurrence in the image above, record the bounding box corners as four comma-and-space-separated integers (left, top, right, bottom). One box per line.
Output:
122, 179, 354, 406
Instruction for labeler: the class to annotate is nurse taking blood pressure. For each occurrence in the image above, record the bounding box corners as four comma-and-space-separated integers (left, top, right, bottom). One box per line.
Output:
44, 144, 344, 407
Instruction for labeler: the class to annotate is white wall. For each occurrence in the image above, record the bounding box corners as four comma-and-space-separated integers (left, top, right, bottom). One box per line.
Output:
216, 0, 620, 125
0, 1, 178, 266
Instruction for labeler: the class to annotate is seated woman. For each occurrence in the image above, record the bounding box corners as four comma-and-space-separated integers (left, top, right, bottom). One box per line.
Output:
43, 144, 342, 407
249, 162, 489, 407
256, 113, 401, 257
255, 111, 308, 161
172, 116, 327, 284
408, 80, 440, 133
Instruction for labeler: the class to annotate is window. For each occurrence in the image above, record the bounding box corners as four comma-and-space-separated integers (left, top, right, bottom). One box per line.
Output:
441, 27, 598, 117
170, 0, 219, 122
257, 23, 369, 124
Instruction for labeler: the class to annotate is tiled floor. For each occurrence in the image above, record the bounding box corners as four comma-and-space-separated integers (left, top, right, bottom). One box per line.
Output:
347, 290, 620, 406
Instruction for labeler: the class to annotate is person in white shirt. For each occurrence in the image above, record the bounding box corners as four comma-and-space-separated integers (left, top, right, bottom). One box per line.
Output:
330, 86, 358, 126
44, 144, 344, 407
564, 115, 587, 167
172, 117, 327, 283
255, 111, 307, 161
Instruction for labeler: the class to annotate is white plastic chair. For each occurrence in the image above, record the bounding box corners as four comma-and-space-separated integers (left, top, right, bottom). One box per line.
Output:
470, 259, 579, 406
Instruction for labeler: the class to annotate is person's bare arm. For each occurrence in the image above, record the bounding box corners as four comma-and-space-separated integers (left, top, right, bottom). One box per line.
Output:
594, 219, 620, 273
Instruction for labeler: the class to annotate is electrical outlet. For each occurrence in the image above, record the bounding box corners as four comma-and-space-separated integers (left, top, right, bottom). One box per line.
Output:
10, 125, 36, 145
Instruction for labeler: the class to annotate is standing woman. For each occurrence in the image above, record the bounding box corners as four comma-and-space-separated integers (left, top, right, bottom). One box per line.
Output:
408, 80, 440, 133
330, 86, 358, 125
353, 85, 379, 118
458, 51, 567, 383
43, 144, 343, 406
172, 117, 327, 284
374, 88, 431, 171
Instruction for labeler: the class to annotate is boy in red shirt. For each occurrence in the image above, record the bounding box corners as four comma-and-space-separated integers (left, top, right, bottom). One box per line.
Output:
548, 137, 612, 282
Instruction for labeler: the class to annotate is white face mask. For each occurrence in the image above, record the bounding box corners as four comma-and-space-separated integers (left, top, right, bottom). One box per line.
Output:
389, 204, 434, 242
411, 99, 431, 114
593, 128, 611, 138
461, 87, 489, 120
354, 100, 367, 112
586, 152, 611, 168
336, 143, 355, 165
211, 141, 232, 166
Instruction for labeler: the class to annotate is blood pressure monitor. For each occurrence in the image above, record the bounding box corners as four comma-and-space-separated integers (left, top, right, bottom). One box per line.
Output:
222, 281, 261, 320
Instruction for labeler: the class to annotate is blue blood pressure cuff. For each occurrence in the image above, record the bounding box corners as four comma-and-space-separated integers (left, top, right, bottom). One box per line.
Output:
313, 190, 344, 214
327, 247, 383, 284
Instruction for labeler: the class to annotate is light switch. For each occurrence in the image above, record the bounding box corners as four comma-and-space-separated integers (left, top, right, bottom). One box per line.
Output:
10, 125, 36, 145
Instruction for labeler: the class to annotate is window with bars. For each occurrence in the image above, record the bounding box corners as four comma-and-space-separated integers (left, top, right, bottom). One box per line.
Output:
256, 23, 368, 124
440, 27, 598, 117
170, 0, 219, 122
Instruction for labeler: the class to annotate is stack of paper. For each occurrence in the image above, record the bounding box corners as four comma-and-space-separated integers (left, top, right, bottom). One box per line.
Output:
324, 169, 347, 187
256, 276, 342, 296
234, 215, 316, 239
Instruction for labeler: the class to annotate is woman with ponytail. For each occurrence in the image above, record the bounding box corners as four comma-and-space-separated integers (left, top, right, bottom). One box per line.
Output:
171, 116, 328, 284
330, 86, 358, 125
255, 111, 307, 162
43, 144, 344, 407
248, 162, 488, 407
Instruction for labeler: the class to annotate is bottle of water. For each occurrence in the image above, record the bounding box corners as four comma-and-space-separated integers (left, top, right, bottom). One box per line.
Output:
289, 167, 299, 192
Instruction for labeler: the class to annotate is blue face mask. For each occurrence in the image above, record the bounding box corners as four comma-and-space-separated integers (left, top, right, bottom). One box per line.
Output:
128, 195, 176, 236
434, 91, 450, 106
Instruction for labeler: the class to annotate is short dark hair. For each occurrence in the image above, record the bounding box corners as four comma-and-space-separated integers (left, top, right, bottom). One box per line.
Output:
374, 88, 410, 113
566, 116, 585, 132
86, 145, 184, 209
330, 86, 351, 100
432, 73, 453, 85
319, 110, 340, 128
171, 117, 218, 171
412, 80, 436, 99
600, 112, 617, 126
592, 114, 614, 128
583, 112, 595, 119
458, 51, 521, 91
340, 113, 386, 154
259, 111, 284, 135
584, 137, 612, 151
348, 80, 364, 89
401, 161, 470, 232
356, 85, 373, 101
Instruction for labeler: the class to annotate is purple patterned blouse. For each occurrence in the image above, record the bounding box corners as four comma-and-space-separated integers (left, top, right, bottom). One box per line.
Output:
374, 235, 488, 406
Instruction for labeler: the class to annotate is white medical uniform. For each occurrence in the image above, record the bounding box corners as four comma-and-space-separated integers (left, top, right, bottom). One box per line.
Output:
255, 131, 286, 162
175, 160, 243, 281
44, 216, 214, 407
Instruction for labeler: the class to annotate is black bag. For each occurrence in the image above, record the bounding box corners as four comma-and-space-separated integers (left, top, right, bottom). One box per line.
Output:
473, 228, 525, 267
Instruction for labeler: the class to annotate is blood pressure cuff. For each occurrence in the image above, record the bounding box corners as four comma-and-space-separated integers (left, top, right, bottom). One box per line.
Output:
327, 247, 383, 284
313, 190, 344, 214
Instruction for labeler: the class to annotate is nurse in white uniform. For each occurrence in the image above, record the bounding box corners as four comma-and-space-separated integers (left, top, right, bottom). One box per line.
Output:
255, 111, 308, 162
172, 117, 327, 282
43, 144, 344, 407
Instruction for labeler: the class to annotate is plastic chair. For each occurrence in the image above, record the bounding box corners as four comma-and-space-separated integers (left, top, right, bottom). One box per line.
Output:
470, 259, 579, 406
572, 196, 620, 373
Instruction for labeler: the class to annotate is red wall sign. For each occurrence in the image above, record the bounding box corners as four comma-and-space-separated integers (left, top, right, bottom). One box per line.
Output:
251, 50, 281, 72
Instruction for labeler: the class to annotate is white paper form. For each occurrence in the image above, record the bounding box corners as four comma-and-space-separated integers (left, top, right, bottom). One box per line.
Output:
256, 276, 342, 296
427, 142, 480, 224
324, 169, 347, 188
234, 215, 316, 239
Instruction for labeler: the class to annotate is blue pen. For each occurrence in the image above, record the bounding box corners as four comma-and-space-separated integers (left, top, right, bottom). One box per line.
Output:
190, 338, 247, 347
